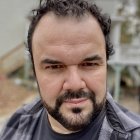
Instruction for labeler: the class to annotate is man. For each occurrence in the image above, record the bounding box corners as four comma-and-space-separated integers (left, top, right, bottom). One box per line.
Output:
1, 0, 140, 139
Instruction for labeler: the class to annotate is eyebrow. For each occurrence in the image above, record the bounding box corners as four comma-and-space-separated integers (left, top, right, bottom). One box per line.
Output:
41, 58, 62, 65
83, 55, 103, 62
41, 55, 103, 65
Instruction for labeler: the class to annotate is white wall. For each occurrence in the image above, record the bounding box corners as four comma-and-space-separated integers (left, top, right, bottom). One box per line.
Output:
0, 0, 38, 57
94, 0, 120, 15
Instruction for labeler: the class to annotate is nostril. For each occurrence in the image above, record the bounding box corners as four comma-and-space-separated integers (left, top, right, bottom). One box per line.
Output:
63, 78, 86, 91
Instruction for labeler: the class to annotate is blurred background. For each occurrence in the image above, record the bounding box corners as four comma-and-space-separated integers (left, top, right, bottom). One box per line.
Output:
0, 0, 140, 131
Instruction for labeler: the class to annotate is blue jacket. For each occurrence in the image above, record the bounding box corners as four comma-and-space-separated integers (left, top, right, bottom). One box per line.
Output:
0, 93, 140, 140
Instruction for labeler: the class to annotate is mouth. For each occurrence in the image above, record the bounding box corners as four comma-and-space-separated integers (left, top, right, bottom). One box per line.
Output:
64, 98, 88, 104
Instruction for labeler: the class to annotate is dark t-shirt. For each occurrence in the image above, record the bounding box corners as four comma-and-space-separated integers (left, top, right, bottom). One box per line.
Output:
32, 107, 105, 140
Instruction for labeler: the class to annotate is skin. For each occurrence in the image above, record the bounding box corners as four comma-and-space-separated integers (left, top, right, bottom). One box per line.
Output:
32, 12, 107, 134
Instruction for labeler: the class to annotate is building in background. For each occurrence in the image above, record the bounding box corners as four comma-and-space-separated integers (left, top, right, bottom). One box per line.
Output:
95, 0, 140, 101
0, 0, 37, 75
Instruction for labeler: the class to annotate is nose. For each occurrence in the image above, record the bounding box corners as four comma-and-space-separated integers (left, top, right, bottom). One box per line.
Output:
63, 66, 86, 91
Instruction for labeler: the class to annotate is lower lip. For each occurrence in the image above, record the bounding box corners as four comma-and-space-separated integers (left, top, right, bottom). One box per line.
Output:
64, 99, 88, 104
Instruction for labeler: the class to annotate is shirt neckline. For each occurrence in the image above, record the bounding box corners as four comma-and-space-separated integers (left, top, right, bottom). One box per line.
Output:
44, 106, 106, 140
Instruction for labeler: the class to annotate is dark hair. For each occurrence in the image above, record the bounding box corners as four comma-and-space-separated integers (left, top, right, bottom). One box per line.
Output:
27, 0, 114, 66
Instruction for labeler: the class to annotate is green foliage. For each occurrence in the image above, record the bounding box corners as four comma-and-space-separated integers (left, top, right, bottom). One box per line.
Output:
121, 21, 132, 44
136, 0, 140, 17
8, 66, 24, 79
120, 0, 140, 43
135, 0, 140, 35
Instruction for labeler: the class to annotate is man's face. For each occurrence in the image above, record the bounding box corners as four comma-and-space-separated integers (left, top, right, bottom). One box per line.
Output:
32, 13, 107, 133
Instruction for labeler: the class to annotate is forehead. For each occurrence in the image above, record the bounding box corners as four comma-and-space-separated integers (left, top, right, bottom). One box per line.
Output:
32, 12, 106, 63
33, 12, 105, 44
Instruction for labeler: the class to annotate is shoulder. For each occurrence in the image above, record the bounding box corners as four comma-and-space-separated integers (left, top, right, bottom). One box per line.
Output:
0, 97, 43, 140
106, 93, 140, 131
115, 102, 140, 139
105, 93, 140, 139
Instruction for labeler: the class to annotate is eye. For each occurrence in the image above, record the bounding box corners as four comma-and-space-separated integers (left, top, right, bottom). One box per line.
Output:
79, 62, 100, 70
80, 62, 99, 67
45, 64, 65, 70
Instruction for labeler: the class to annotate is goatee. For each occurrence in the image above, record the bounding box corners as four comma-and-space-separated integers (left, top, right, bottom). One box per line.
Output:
42, 89, 105, 131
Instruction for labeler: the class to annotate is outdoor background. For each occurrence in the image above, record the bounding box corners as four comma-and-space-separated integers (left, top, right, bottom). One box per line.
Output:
0, 0, 140, 132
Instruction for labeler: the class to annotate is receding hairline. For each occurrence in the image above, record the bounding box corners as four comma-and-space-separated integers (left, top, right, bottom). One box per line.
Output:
32, 11, 106, 57
32, 11, 103, 41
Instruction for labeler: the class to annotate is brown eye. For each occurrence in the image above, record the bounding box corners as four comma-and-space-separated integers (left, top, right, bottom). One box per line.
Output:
45, 65, 65, 70
81, 62, 98, 67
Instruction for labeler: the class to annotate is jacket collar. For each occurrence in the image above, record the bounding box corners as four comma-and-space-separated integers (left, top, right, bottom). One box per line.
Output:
106, 93, 140, 132
22, 93, 140, 132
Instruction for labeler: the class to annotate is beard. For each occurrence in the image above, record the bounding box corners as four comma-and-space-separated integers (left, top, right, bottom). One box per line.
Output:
42, 90, 106, 132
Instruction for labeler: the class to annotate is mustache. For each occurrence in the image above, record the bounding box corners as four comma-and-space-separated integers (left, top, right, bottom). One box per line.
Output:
55, 90, 96, 108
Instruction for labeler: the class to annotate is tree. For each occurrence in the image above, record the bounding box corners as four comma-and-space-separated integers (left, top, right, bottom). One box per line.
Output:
118, 0, 140, 43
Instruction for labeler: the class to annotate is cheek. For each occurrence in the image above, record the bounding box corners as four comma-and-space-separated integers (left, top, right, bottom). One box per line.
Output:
36, 74, 64, 106
85, 69, 107, 102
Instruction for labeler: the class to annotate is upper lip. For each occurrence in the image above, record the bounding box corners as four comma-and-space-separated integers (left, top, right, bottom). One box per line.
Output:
64, 98, 87, 104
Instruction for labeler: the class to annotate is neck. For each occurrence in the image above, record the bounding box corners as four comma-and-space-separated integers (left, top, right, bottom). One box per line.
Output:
47, 113, 77, 134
